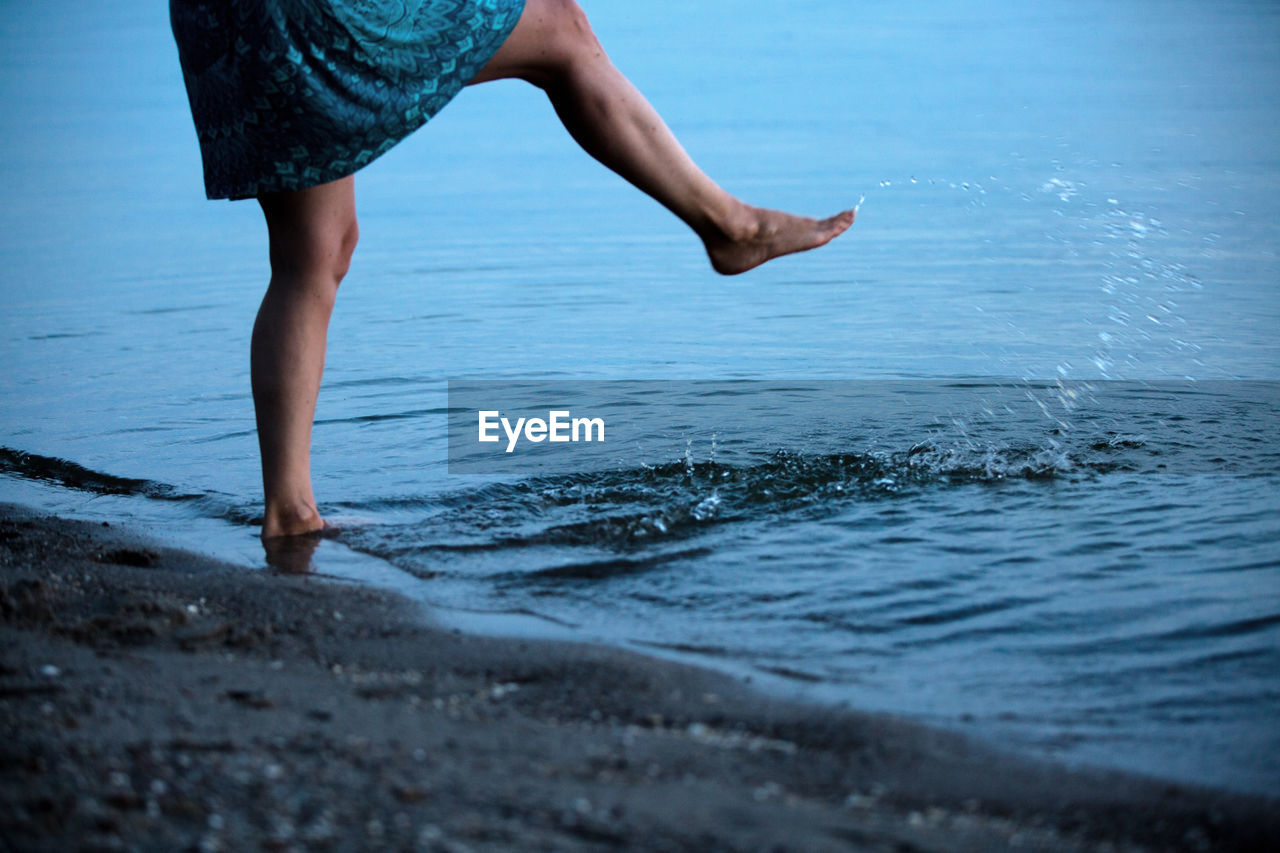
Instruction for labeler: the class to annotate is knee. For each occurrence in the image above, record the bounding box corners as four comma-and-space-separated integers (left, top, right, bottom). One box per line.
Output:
532, 0, 601, 83
331, 218, 359, 283
549, 0, 593, 41
271, 215, 359, 295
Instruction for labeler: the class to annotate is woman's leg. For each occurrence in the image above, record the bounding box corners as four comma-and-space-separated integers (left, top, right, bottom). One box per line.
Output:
470, 0, 854, 275
253, 176, 359, 538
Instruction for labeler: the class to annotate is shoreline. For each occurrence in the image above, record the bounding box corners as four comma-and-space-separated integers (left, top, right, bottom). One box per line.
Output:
1, 501, 1275, 851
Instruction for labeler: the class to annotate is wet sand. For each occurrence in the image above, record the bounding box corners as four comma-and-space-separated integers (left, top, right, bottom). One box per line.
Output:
1, 503, 1275, 852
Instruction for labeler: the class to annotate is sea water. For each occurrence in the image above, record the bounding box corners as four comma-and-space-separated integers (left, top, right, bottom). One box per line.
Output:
1, 0, 1278, 794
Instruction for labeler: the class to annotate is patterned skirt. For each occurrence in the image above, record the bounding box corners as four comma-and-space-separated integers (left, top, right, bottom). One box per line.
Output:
170, 0, 525, 200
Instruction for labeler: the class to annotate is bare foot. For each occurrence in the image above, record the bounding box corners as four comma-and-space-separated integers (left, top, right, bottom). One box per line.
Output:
703, 206, 856, 276
261, 528, 324, 573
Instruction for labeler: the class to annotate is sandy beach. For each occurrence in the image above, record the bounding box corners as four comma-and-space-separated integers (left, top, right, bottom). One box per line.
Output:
0, 502, 1275, 852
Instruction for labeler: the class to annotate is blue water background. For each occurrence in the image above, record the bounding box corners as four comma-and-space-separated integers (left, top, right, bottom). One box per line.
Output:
1, 0, 1278, 793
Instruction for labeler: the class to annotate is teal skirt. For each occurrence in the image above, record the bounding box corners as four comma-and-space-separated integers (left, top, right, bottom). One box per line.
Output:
170, 0, 525, 200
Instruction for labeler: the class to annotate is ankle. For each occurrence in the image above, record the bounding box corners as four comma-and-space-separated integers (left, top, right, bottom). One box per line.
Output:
700, 201, 760, 247
262, 500, 324, 539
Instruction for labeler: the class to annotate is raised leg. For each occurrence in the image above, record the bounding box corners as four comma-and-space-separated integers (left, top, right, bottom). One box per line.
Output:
470, 0, 854, 274
253, 176, 359, 539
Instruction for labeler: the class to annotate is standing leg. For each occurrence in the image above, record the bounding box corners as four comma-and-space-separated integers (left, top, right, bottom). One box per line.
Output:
469, 0, 854, 275
253, 176, 359, 539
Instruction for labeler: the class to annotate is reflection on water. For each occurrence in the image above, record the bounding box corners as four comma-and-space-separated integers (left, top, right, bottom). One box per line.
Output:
2, 0, 1279, 794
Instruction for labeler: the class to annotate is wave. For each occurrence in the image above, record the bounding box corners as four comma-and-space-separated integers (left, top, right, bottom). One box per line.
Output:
338, 436, 1149, 570
0, 447, 254, 524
